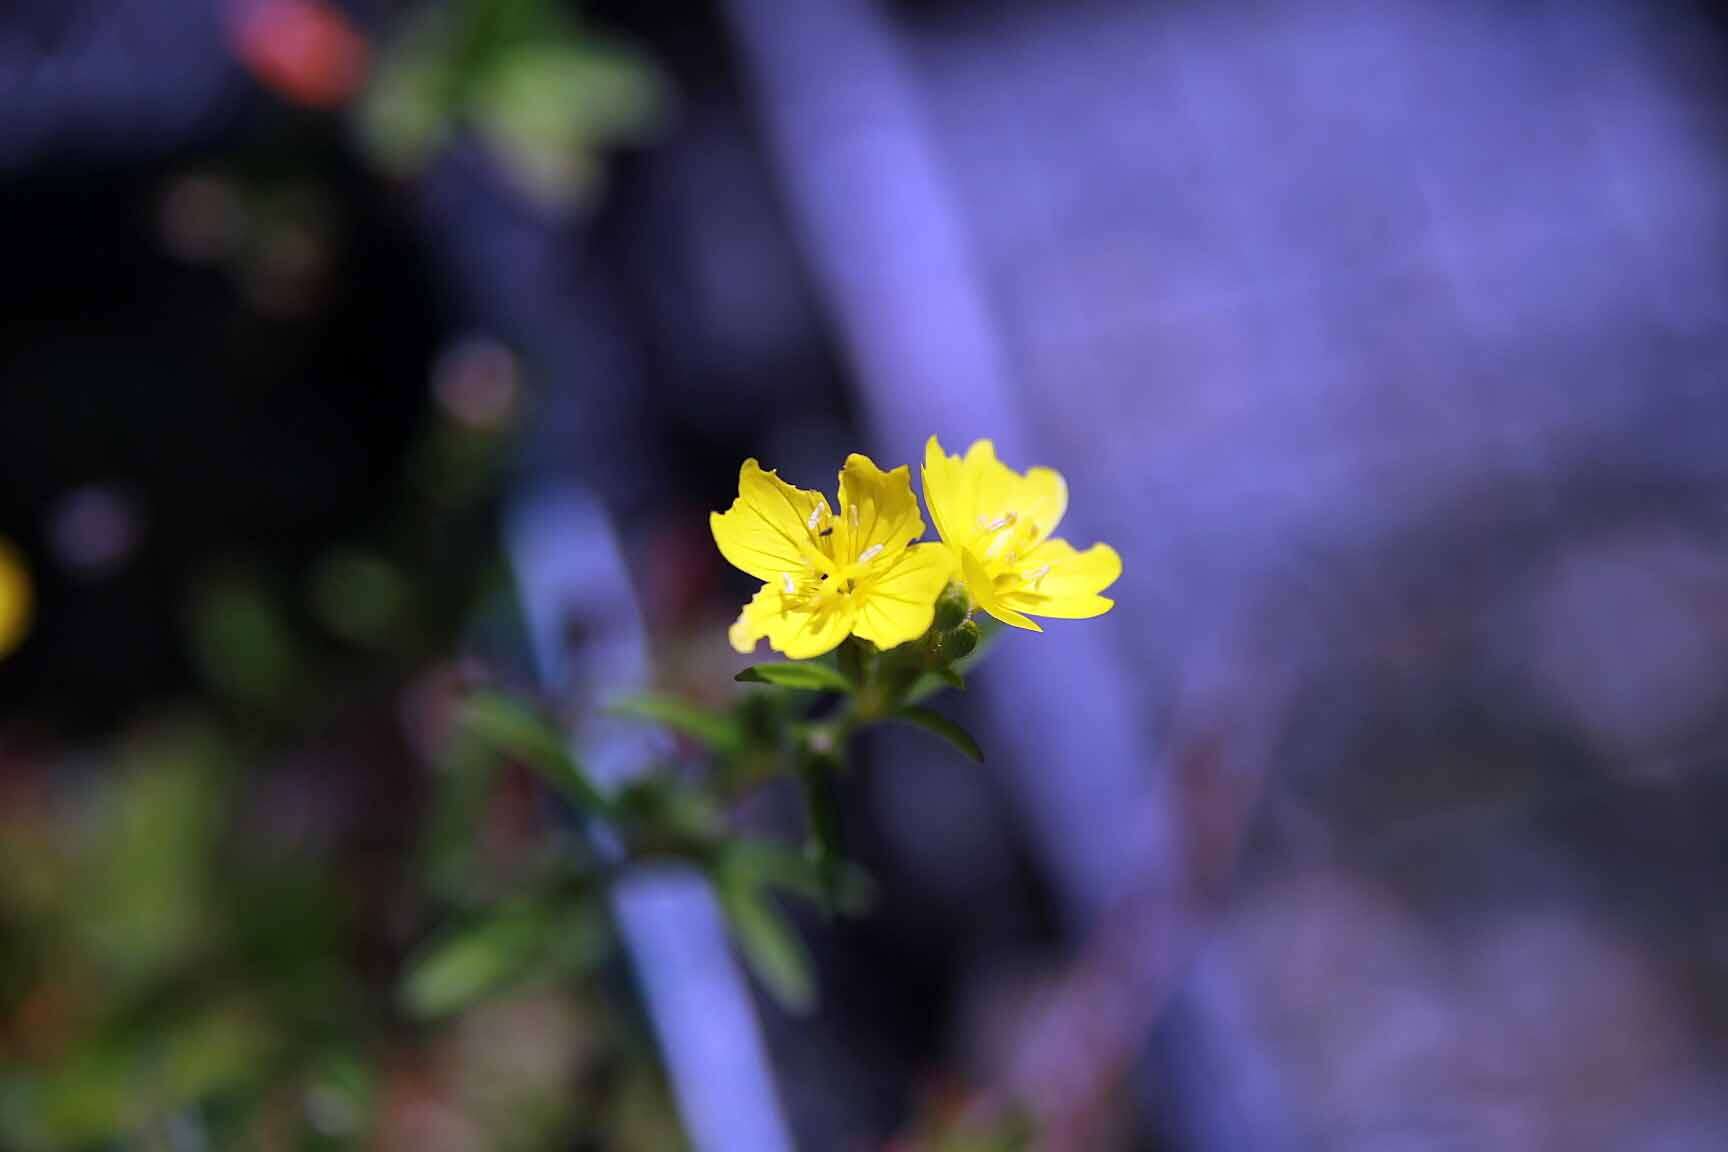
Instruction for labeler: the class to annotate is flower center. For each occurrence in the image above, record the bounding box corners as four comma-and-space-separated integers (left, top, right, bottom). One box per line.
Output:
976, 511, 1040, 566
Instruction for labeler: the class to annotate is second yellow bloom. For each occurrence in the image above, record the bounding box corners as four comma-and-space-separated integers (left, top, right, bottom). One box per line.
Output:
922, 437, 1121, 631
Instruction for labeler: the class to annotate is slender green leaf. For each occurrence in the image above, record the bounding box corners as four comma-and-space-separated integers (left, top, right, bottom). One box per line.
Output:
724, 841, 874, 914
716, 865, 814, 1012
735, 662, 854, 692
892, 706, 984, 763
605, 693, 740, 756
400, 902, 549, 1020
458, 694, 608, 815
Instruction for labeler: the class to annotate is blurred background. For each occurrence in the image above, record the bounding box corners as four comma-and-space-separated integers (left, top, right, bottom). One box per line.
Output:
7, 0, 1728, 1148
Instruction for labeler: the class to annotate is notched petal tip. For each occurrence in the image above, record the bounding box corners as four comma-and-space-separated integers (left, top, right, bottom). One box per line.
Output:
962, 439, 999, 466
1089, 542, 1125, 583
840, 451, 912, 483
728, 584, 777, 653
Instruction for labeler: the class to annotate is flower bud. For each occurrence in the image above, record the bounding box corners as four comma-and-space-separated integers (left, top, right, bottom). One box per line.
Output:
944, 618, 980, 662
933, 582, 971, 631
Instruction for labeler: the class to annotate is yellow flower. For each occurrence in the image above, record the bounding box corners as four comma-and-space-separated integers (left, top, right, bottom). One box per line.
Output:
712, 454, 954, 659
921, 436, 1121, 631
0, 538, 31, 659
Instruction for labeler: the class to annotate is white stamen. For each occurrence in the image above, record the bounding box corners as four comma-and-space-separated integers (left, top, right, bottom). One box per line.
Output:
781, 573, 796, 594
848, 504, 860, 528
1028, 564, 1051, 585
806, 502, 827, 531
858, 543, 884, 563
982, 512, 1018, 532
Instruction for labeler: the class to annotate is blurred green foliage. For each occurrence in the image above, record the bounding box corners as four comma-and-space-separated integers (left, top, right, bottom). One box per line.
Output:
0, 2, 1013, 1144
360, 0, 666, 205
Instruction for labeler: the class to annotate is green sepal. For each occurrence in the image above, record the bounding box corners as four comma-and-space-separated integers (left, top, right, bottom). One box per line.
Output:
904, 616, 1002, 704
932, 582, 971, 631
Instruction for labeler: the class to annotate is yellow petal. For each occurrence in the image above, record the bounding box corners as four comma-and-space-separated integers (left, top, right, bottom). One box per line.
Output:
711, 459, 827, 582
961, 547, 1040, 632
962, 440, 1015, 524
969, 445, 1066, 541
1004, 591, 1115, 619
1012, 467, 1068, 544
728, 583, 779, 654
1022, 539, 1122, 599
922, 436, 976, 552
835, 453, 923, 564
1001, 539, 1121, 619
926, 437, 1069, 552
764, 597, 856, 660
729, 578, 855, 659
852, 543, 954, 649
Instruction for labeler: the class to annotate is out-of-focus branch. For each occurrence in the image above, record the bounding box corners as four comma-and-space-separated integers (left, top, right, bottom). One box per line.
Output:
508, 488, 795, 1152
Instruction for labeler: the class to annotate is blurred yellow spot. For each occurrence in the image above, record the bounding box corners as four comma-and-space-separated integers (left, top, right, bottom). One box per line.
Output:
0, 538, 31, 659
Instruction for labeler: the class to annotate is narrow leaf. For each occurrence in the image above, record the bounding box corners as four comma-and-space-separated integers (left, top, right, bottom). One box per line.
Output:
400, 903, 549, 1020
606, 693, 740, 756
892, 705, 984, 763
725, 841, 875, 914
458, 694, 608, 814
716, 865, 814, 1011
735, 662, 854, 692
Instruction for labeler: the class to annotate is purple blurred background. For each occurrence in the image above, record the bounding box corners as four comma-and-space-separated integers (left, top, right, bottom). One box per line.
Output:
5, 1, 1728, 1148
